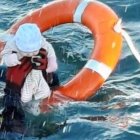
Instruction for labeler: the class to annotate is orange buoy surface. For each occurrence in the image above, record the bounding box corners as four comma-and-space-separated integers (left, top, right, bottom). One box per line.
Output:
0, 0, 123, 112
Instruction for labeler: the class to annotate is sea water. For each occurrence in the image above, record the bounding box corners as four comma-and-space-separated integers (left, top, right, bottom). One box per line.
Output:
0, 0, 140, 139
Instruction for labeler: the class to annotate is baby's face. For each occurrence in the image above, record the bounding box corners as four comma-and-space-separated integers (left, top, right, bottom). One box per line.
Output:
20, 50, 39, 57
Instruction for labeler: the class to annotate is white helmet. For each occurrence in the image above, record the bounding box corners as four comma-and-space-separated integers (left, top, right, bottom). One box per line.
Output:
14, 23, 42, 52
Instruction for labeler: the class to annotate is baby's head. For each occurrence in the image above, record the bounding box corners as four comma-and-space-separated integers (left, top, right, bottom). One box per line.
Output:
14, 23, 42, 57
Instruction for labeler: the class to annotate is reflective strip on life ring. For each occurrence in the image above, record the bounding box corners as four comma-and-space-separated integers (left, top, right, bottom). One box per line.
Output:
0, 0, 123, 109
73, 0, 91, 23
85, 59, 112, 80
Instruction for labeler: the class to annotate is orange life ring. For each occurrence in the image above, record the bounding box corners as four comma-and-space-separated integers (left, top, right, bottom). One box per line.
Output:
0, 0, 123, 112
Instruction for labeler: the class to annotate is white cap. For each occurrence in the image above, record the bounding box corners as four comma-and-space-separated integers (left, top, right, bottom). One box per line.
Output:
14, 23, 42, 52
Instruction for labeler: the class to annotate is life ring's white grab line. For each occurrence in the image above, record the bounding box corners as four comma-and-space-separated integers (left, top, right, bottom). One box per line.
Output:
122, 29, 140, 63
83, 19, 140, 80
114, 19, 140, 64
74, 0, 140, 80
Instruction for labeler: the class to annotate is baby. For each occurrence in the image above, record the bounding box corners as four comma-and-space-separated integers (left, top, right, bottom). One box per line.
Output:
1, 23, 58, 103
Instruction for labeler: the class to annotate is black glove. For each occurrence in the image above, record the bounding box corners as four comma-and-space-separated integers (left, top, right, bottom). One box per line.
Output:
48, 72, 60, 89
42, 71, 60, 89
32, 48, 48, 70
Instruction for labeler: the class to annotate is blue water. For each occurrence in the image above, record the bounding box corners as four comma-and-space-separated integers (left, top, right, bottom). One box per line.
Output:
0, 0, 140, 140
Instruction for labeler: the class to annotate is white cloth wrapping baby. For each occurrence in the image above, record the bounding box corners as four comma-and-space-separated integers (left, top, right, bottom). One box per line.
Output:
21, 69, 51, 103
